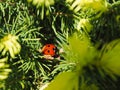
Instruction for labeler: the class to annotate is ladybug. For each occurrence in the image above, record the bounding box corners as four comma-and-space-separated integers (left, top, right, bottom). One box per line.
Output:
41, 44, 57, 57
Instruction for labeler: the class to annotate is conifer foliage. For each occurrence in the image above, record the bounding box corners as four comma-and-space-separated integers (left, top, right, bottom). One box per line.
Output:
0, 0, 120, 90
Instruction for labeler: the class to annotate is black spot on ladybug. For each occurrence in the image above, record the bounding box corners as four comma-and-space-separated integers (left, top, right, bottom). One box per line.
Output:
53, 48, 55, 50
47, 50, 50, 53
47, 45, 50, 47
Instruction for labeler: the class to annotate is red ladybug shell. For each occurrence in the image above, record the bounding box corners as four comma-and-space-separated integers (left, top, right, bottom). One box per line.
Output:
41, 44, 56, 56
